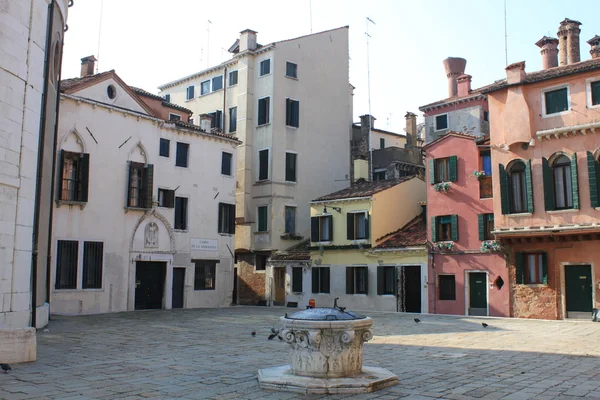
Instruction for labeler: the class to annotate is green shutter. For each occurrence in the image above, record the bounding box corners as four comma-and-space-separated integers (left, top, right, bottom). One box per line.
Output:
525, 160, 534, 213
571, 153, 579, 209
499, 164, 509, 214
588, 151, 599, 208
126, 161, 134, 207
450, 214, 458, 242
449, 156, 458, 182
364, 268, 369, 295
347, 213, 355, 240
429, 158, 436, 184
478, 214, 485, 241
541, 252, 548, 285
327, 215, 333, 241
515, 253, 525, 284
364, 214, 369, 239
431, 216, 437, 242
542, 157, 555, 211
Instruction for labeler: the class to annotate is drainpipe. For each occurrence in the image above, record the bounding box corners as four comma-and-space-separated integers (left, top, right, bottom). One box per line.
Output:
222, 67, 227, 133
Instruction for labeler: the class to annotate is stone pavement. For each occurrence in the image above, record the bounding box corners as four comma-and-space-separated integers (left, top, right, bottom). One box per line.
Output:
1, 307, 600, 399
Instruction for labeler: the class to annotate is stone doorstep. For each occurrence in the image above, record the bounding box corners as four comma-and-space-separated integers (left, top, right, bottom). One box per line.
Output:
0, 327, 36, 363
258, 365, 398, 394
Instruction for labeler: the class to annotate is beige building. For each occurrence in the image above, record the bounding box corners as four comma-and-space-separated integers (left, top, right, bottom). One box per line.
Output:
159, 27, 352, 305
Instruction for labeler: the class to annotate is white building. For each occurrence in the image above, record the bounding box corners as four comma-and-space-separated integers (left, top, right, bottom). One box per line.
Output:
0, 0, 70, 363
50, 62, 240, 315
159, 27, 352, 305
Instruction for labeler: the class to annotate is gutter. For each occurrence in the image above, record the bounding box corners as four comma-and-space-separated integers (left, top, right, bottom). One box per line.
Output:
368, 246, 426, 253
310, 196, 372, 205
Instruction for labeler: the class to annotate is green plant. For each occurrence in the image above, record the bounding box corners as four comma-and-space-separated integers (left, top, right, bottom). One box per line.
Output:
435, 242, 454, 250
481, 240, 502, 252
473, 170, 486, 179
433, 182, 451, 193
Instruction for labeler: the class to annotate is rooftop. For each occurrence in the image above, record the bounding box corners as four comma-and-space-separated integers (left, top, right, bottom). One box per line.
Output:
375, 217, 427, 249
130, 86, 193, 114
270, 240, 310, 262
422, 131, 479, 150
312, 176, 415, 202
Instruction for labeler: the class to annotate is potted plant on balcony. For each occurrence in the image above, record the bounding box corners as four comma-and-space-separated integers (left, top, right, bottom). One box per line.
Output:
435, 242, 454, 250
481, 240, 502, 252
473, 170, 486, 180
433, 182, 451, 193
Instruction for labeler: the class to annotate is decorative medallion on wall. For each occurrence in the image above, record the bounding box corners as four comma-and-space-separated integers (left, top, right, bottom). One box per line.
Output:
144, 222, 159, 248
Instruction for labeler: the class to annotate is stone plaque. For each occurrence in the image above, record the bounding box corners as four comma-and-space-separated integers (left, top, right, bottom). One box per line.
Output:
190, 238, 218, 251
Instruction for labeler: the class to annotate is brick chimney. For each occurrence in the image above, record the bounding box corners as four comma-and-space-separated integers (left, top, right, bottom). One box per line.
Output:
199, 113, 213, 132
588, 35, 600, 59
404, 112, 417, 148
456, 74, 472, 97
239, 29, 258, 52
80, 55, 97, 77
535, 36, 559, 69
558, 18, 582, 65
443, 57, 466, 97
506, 61, 526, 85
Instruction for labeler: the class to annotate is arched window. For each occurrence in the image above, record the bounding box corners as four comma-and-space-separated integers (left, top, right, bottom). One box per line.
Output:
552, 155, 573, 209
508, 161, 527, 213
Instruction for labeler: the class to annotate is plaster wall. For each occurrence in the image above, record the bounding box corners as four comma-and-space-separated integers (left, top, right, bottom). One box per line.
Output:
371, 131, 406, 150
424, 102, 488, 143
71, 77, 148, 114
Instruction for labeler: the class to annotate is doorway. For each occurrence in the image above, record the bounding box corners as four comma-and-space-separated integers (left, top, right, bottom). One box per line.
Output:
565, 265, 593, 318
398, 265, 421, 313
232, 267, 238, 305
135, 261, 166, 310
273, 267, 286, 306
172, 268, 185, 309
468, 272, 488, 316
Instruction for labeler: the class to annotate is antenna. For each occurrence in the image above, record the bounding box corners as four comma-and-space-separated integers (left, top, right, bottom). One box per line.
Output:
504, 0, 508, 66
96, 0, 104, 73
207, 20, 212, 68
309, 0, 313, 33
365, 17, 376, 181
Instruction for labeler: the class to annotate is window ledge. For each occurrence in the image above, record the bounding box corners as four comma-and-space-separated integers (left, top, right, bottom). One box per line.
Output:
221, 174, 233, 178
506, 212, 533, 217
218, 232, 234, 236
281, 233, 303, 240
285, 181, 298, 185
285, 75, 298, 80
228, 84, 238, 88
286, 125, 299, 130
517, 284, 548, 287
352, 294, 368, 296
379, 294, 395, 297
174, 229, 189, 233
257, 123, 271, 128
56, 200, 87, 210
124, 206, 151, 213
53, 289, 104, 293
547, 208, 578, 214
259, 73, 272, 78
254, 231, 270, 234
542, 110, 570, 119
254, 180, 271, 186
194, 288, 216, 291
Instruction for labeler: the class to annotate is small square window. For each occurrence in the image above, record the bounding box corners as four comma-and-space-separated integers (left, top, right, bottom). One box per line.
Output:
439, 275, 456, 300
260, 59, 271, 76
164, 94, 171, 103
373, 170, 386, 181
201, 80, 210, 95
212, 75, 223, 91
229, 70, 238, 86
169, 113, 181, 121
544, 87, 569, 115
158, 188, 175, 208
435, 114, 448, 130
286, 62, 297, 78
255, 254, 268, 271
194, 260, 216, 290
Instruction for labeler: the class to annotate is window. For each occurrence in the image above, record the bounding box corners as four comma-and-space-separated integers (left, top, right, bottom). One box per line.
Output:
200, 80, 210, 95
480, 151, 493, 199
107, 85, 116, 99
478, 213, 494, 241
59, 150, 89, 202
255, 254, 268, 271
377, 266, 395, 295
347, 212, 369, 240
373, 170, 386, 181
438, 275, 456, 300
544, 87, 569, 115
127, 162, 153, 209
218, 203, 235, 234
82, 241, 103, 289
284, 206, 296, 234
435, 114, 448, 130
592, 81, 600, 106
209, 110, 223, 130
429, 156, 457, 184
158, 188, 175, 208
174, 197, 188, 230
311, 267, 330, 293
175, 142, 189, 168
260, 59, 271, 76
285, 98, 299, 128
229, 106, 237, 133
257, 205, 268, 232
221, 152, 232, 176
516, 252, 547, 284
229, 70, 238, 86
286, 62, 297, 78
258, 97, 270, 125
212, 75, 223, 91
380, 138, 385, 149
55, 240, 78, 289
346, 266, 368, 295
542, 154, 577, 211
169, 113, 181, 121
311, 215, 332, 242
194, 260, 216, 290
431, 215, 458, 242
292, 267, 303, 293
483, 111, 489, 122
159, 138, 170, 157
508, 161, 527, 213
164, 94, 171, 103
285, 152, 297, 182
258, 149, 269, 180
186, 85, 194, 100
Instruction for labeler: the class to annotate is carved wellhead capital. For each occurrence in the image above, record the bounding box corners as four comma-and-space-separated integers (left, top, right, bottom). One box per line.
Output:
295, 331, 309, 348
282, 329, 295, 344
341, 330, 355, 343
308, 331, 322, 346
361, 329, 373, 342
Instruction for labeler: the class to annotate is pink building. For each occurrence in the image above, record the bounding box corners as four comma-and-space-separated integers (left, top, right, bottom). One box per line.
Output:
486, 18, 600, 319
424, 133, 509, 317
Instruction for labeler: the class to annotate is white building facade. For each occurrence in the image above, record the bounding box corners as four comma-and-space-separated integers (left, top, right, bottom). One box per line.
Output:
50, 70, 240, 315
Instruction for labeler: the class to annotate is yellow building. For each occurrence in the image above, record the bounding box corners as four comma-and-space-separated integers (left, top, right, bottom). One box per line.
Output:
283, 177, 428, 312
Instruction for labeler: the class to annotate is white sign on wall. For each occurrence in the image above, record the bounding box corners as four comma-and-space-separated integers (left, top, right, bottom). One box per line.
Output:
190, 238, 218, 251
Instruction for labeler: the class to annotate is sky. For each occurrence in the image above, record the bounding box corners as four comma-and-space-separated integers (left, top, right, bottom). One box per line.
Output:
61, 0, 598, 133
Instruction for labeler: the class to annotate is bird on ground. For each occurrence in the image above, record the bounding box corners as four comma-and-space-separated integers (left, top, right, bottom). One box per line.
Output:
482, 322, 489, 328
1, 364, 11, 373
414, 318, 421, 323
268, 333, 277, 340
251, 330, 256, 336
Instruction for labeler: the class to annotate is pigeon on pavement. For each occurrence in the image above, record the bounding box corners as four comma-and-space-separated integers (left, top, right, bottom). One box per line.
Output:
414, 318, 421, 323
482, 322, 489, 328
1, 364, 11, 373
251, 330, 256, 336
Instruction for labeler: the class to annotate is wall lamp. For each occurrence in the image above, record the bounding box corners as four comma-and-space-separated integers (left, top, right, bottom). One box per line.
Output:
323, 206, 342, 213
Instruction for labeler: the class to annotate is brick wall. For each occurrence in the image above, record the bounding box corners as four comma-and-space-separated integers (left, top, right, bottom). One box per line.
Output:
236, 254, 266, 305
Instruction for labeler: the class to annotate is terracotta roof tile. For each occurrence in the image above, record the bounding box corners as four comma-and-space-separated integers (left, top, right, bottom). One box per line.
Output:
60, 70, 114, 92
422, 131, 478, 150
375, 217, 426, 249
312, 176, 415, 202
270, 240, 310, 261
130, 86, 193, 114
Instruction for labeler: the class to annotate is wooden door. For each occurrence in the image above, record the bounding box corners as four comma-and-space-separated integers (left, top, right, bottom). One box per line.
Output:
274, 268, 286, 306
172, 268, 185, 309
469, 272, 487, 316
135, 261, 166, 310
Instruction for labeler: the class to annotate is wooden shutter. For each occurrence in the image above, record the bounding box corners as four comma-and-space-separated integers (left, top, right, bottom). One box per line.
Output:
431, 216, 437, 242
292, 267, 303, 293
450, 214, 458, 242
346, 267, 354, 294
478, 214, 485, 241
499, 163, 509, 214
311, 268, 319, 293
142, 164, 154, 209
229, 204, 236, 234
571, 153, 579, 209
449, 156, 458, 182
364, 214, 369, 239
165, 190, 175, 208
541, 252, 548, 285
515, 252, 525, 284
311, 217, 319, 242
57, 150, 65, 200
588, 151, 599, 208
322, 267, 330, 293
347, 213, 355, 240
429, 158, 436, 184
327, 215, 333, 241
286, 99, 292, 126
79, 153, 90, 202
259, 150, 268, 180
363, 267, 369, 295
525, 160, 534, 213
293, 100, 299, 127
126, 161, 134, 207
542, 157, 555, 211
377, 266, 384, 295
218, 203, 223, 233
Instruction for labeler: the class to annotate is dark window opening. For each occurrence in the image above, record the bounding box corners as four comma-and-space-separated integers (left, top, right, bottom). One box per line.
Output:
311, 267, 330, 293
285, 152, 297, 182
258, 206, 268, 232
545, 87, 569, 115
158, 188, 175, 208
218, 203, 235, 234
229, 106, 237, 133
229, 70, 238, 86
83, 241, 103, 289
59, 151, 89, 202
209, 110, 223, 130
373, 170, 386, 181
258, 149, 269, 180
311, 215, 333, 242
284, 206, 296, 234
221, 152, 232, 176
201, 80, 210, 95
592, 81, 600, 106
435, 114, 448, 130
292, 267, 303, 293
159, 138, 170, 157
258, 97, 270, 125
553, 155, 573, 209
174, 197, 188, 230
255, 254, 268, 271
175, 142, 189, 168
260, 59, 271, 76
439, 275, 456, 300
127, 162, 153, 209
212, 75, 223, 91
285, 98, 299, 128
346, 266, 368, 295
194, 260, 216, 290
378, 266, 395, 295
286, 62, 298, 78
55, 240, 78, 289
508, 161, 527, 213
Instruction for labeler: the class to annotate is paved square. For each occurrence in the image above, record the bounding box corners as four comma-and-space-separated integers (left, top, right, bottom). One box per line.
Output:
2, 307, 600, 399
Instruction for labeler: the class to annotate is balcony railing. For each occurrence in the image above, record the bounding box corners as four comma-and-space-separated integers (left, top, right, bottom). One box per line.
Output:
480, 176, 493, 199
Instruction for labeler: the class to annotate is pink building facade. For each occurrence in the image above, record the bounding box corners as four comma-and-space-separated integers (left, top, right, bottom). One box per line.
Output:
425, 133, 509, 317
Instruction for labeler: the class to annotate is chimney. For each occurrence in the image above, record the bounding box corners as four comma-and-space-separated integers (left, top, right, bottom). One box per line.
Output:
360, 114, 375, 131
353, 157, 368, 182
506, 61, 526, 85
535, 36, 559, 69
239, 29, 258, 52
80, 55, 97, 77
404, 112, 417, 148
199, 113, 213, 132
558, 18, 582, 65
456, 74, 472, 97
588, 35, 600, 59
442, 57, 466, 97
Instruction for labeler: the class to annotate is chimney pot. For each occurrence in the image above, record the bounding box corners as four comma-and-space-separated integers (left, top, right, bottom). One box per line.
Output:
443, 57, 467, 97
456, 74, 472, 97
80, 55, 97, 77
558, 18, 582, 65
505, 61, 526, 84
239, 29, 258, 52
588, 35, 600, 59
535, 36, 559, 69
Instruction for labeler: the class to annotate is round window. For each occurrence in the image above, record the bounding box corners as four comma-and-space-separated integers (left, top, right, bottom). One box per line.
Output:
107, 85, 116, 99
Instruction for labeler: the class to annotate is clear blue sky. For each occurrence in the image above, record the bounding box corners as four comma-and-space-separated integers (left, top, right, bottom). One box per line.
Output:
61, 0, 598, 132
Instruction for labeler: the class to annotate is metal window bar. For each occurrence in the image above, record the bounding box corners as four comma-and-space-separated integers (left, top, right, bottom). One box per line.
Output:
83, 241, 103, 289
56, 240, 78, 289
62, 156, 79, 201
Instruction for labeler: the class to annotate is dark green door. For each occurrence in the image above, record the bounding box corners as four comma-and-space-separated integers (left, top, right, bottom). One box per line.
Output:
469, 273, 487, 316
135, 261, 166, 310
565, 265, 592, 313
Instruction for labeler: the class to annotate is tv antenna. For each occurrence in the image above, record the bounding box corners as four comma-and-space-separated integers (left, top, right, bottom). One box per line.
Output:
366, 17, 376, 180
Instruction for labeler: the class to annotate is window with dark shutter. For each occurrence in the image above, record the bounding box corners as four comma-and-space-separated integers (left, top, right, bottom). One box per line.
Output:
285, 99, 299, 128
436, 215, 452, 242
55, 240, 78, 289
194, 260, 217, 290
286, 62, 297, 78
228, 70, 238, 86
82, 241, 103, 289
59, 151, 89, 202
544, 154, 574, 210
292, 267, 303, 293
218, 203, 235, 234
258, 97, 270, 125
221, 152, 232, 176
518, 252, 548, 284
258, 149, 269, 180
284, 206, 296, 234
164, 94, 171, 103
257, 206, 268, 232
587, 152, 600, 208
544, 87, 568, 115
311, 215, 333, 242
255, 254, 268, 271
439, 275, 456, 300
158, 188, 175, 208
285, 152, 297, 182
174, 197, 188, 230
347, 212, 368, 240
380, 138, 385, 149
200, 80, 210, 95
175, 142, 189, 168
592, 81, 600, 106
377, 266, 395, 295
159, 138, 170, 157
229, 107, 237, 133
347, 266, 368, 295
507, 160, 528, 214
260, 59, 271, 76
186, 85, 195, 100
433, 158, 450, 183
435, 114, 448, 130
212, 75, 223, 91
478, 214, 494, 241
127, 162, 144, 208
311, 267, 330, 293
